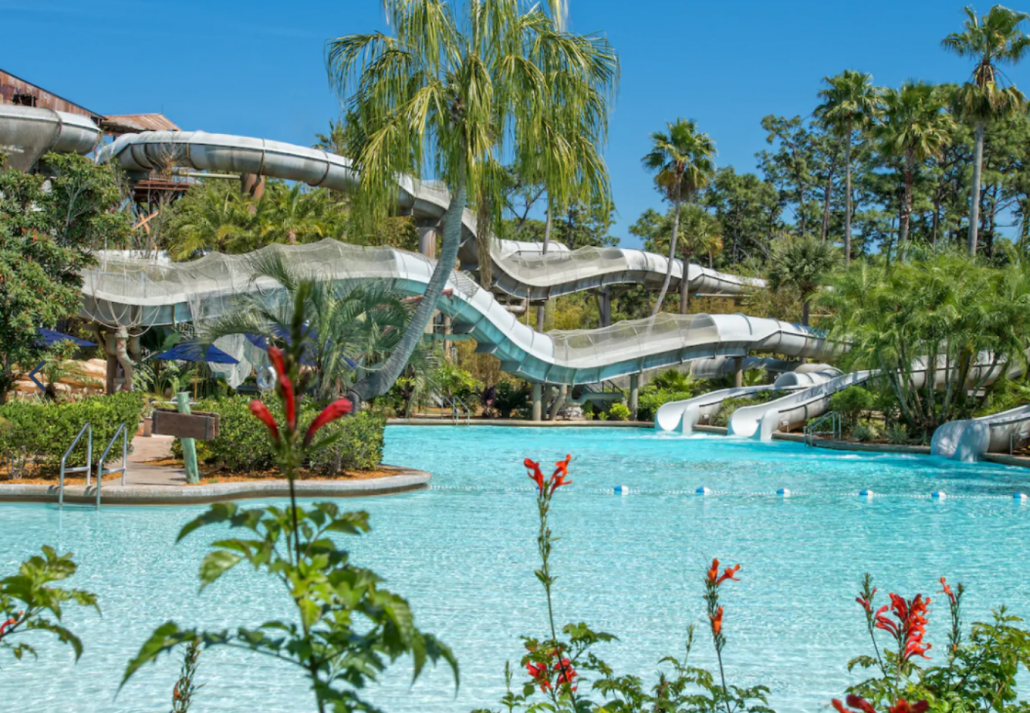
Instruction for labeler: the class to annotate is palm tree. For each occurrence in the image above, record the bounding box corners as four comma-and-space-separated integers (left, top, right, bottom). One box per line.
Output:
197, 252, 415, 403
877, 82, 955, 245
255, 183, 345, 246
670, 205, 722, 313
942, 4, 1030, 256
326, 0, 618, 404
313, 118, 350, 156
642, 119, 716, 316
767, 233, 839, 327
162, 180, 254, 260
815, 70, 881, 265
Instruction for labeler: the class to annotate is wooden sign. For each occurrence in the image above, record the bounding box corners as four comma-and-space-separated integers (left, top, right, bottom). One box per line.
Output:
152, 409, 220, 440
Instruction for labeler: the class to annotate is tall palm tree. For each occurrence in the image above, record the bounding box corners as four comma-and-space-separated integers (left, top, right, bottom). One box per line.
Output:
767, 233, 839, 327
877, 82, 955, 245
674, 205, 722, 313
942, 4, 1030, 256
255, 183, 345, 246
162, 180, 254, 260
815, 69, 881, 265
642, 119, 716, 315
326, 0, 618, 404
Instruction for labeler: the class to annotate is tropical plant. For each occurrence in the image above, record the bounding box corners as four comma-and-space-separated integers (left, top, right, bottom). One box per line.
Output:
642, 118, 717, 315
124, 314, 457, 713
0, 546, 99, 662
877, 82, 956, 245
829, 386, 875, 433
161, 179, 255, 260
326, 0, 618, 403
494, 379, 532, 419
815, 69, 881, 263
821, 255, 1030, 439
767, 233, 840, 325
942, 4, 1030, 255
650, 368, 699, 393
171, 639, 203, 713
608, 402, 631, 421
196, 252, 413, 403
255, 182, 346, 246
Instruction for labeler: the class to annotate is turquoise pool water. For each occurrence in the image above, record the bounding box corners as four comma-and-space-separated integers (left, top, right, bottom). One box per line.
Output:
2, 427, 1030, 712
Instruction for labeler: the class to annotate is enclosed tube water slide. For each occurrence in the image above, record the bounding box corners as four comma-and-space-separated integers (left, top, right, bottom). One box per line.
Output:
932, 406, 1030, 462
80, 240, 835, 386
93, 126, 763, 302
0, 105, 101, 171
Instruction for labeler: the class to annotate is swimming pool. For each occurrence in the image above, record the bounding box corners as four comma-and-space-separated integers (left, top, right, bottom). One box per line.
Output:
2, 426, 1029, 712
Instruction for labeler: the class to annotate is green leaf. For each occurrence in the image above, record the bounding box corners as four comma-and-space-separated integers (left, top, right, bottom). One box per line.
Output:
197, 551, 243, 591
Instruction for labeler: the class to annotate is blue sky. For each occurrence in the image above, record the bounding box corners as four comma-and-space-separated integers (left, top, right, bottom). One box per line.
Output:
4, 0, 1029, 247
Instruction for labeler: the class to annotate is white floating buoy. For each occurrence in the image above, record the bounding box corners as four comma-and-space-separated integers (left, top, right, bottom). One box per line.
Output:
1015, 493, 1028, 502
859, 489, 874, 497
777, 488, 791, 497
932, 491, 946, 500
696, 486, 712, 496
614, 485, 629, 495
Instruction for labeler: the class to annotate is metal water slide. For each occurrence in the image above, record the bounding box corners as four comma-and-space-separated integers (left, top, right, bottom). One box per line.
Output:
0, 105, 101, 171
80, 240, 835, 386
932, 405, 1030, 462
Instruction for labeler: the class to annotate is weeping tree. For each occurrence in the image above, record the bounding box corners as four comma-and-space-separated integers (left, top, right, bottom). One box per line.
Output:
642, 118, 716, 316
942, 4, 1030, 256
326, 0, 618, 406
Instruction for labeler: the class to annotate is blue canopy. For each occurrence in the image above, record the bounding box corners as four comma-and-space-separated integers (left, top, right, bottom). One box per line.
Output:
155, 342, 239, 365
37, 328, 96, 348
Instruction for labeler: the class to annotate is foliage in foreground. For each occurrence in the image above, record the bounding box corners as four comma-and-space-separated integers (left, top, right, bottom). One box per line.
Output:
473, 456, 1030, 713
0, 546, 98, 662
125, 304, 456, 713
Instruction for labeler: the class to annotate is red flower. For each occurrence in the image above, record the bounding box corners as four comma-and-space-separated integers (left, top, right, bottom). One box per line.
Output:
525, 458, 546, 494
889, 701, 929, 713
875, 593, 931, 662
856, 588, 877, 615
550, 455, 573, 494
280, 376, 296, 432
268, 345, 287, 380
832, 695, 878, 713
173, 683, 182, 701
0, 615, 17, 640
554, 454, 571, 478
939, 577, 956, 606
717, 564, 741, 585
303, 399, 353, 447
707, 558, 720, 584
249, 400, 280, 443
553, 658, 578, 691
710, 605, 724, 636
526, 662, 551, 692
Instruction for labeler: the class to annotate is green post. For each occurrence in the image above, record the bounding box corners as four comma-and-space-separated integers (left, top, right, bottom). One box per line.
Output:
177, 392, 200, 484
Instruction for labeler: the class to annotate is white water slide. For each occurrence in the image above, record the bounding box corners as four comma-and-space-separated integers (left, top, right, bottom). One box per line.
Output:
654, 368, 840, 435
932, 406, 1030, 462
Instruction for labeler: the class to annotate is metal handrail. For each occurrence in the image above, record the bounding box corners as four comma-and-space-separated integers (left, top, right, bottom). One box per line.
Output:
453, 396, 471, 425
58, 423, 92, 509
92, 423, 129, 509
804, 411, 842, 446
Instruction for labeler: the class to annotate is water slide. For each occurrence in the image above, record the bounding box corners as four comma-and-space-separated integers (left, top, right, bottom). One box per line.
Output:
80, 240, 835, 386
932, 406, 1030, 462
0, 105, 101, 171
654, 366, 839, 434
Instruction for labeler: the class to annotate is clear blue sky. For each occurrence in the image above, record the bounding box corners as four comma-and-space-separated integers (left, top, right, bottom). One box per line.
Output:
4, 0, 1028, 247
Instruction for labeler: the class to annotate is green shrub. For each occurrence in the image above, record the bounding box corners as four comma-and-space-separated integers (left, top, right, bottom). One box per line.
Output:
608, 403, 631, 421
596, 410, 609, 421
637, 389, 696, 422
885, 424, 910, 445
709, 392, 781, 428
308, 411, 387, 473
173, 396, 386, 474
495, 379, 530, 419
852, 421, 880, 442
829, 386, 875, 432
0, 392, 146, 474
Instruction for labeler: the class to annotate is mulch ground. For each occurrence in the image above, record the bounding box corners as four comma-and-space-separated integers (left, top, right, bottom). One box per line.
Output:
142, 458, 400, 484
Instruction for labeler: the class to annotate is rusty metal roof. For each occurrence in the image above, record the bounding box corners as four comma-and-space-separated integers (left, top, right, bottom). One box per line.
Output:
101, 113, 181, 134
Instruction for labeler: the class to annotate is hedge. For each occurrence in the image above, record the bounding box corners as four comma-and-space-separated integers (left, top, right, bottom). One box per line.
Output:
171, 396, 385, 474
0, 392, 146, 473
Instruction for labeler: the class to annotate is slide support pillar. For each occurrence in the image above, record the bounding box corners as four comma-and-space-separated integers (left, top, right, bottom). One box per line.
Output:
629, 374, 640, 421
531, 383, 543, 422
734, 357, 743, 388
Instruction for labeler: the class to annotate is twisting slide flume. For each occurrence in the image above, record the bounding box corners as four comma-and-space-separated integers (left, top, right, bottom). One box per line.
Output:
932, 405, 1030, 462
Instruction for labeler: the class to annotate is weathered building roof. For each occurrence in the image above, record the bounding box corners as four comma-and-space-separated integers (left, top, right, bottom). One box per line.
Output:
101, 113, 181, 135
0, 68, 104, 123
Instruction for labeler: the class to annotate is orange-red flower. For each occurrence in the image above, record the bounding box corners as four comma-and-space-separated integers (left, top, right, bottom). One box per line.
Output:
525, 458, 546, 493
280, 375, 296, 432
876, 592, 931, 662
889, 701, 929, 713
717, 564, 741, 585
553, 658, 578, 691
939, 577, 956, 606
249, 400, 280, 443
526, 662, 551, 692
710, 605, 724, 636
550, 455, 573, 493
267, 345, 287, 379
0, 615, 17, 640
856, 588, 877, 615
554, 454, 571, 478
173, 683, 182, 701
832, 695, 877, 713
707, 558, 720, 583
303, 399, 353, 448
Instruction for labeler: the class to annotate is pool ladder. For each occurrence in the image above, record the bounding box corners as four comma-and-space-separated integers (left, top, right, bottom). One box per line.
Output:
803, 411, 842, 447
59, 423, 130, 509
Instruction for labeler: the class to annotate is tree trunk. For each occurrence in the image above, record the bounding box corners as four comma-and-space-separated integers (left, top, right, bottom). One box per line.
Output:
679, 248, 691, 315
114, 327, 134, 392
968, 121, 985, 257
652, 196, 681, 316
802, 297, 810, 328
475, 188, 494, 289
349, 175, 468, 404
844, 121, 853, 266
819, 152, 837, 243
536, 206, 553, 332
899, 153, 914, 245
